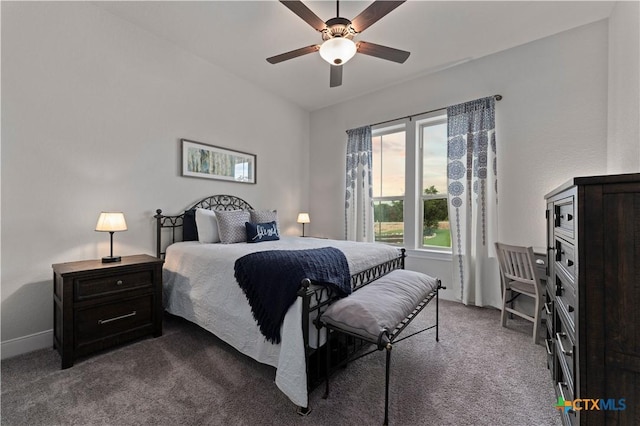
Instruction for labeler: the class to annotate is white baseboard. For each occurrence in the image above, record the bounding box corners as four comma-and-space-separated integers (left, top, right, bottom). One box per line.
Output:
1, 329, 53, 360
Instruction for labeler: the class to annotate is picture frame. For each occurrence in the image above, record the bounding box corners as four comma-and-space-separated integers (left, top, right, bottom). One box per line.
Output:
181, 139, 256, 184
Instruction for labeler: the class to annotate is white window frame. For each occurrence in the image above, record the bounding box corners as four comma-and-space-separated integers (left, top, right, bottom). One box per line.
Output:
372, 111, 451, 255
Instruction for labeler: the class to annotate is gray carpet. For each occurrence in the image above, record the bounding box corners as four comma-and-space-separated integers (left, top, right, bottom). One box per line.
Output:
1, 300, 561, 425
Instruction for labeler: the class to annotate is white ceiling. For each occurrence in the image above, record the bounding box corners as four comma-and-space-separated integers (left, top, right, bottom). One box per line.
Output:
94, 1, 615, 111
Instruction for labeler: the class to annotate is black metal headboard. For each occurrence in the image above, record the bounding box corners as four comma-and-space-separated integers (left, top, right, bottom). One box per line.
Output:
154, 194, 253, 258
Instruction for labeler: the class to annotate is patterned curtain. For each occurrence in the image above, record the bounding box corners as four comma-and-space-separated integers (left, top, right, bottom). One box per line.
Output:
447, 97, 501, 307
345, 126, 374, 242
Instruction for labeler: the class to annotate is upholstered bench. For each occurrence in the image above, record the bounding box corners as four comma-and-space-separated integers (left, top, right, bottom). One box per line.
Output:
321, 269, 443, 425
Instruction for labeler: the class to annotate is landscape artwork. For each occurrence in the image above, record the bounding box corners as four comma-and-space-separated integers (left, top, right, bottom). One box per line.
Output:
181, 139, 256, 184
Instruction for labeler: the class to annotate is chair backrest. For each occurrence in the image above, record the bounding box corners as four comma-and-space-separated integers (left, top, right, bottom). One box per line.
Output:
494, 242, 542, 286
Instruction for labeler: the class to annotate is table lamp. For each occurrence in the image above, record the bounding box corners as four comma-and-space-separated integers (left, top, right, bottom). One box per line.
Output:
297, 213, 310, 237
95, 212, 127, 263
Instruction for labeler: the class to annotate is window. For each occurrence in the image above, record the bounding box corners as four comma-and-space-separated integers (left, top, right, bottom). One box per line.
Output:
372, 127, 405, 245
372, 112, 451, 251
420, 117, 451, 249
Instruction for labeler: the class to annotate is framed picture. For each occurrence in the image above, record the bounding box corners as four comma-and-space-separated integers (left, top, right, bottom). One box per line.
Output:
181, 139, 256, 184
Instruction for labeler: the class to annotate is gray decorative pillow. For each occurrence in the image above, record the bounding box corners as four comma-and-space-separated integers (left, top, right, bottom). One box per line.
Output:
250, 210, 279, 232
216, 210, 251, 244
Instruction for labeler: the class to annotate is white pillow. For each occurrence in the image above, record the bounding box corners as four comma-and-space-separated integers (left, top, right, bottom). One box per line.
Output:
195, 208, 220, 243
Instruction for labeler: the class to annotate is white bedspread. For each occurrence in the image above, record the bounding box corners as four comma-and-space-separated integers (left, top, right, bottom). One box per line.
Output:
162, 236, 400, 408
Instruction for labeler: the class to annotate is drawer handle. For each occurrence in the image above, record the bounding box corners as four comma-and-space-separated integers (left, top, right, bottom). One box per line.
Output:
544, 302, 552, 316
98, 311, 137, 325
545, 338, 553, 356
116, 280, 124, 286
559, 214, 573, 221
556, 332, 573, 356
566, 259, 574, 267
557, 382, 575, 413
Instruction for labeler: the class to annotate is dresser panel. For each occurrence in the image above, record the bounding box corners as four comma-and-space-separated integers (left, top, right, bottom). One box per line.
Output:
545, 174, 640, 426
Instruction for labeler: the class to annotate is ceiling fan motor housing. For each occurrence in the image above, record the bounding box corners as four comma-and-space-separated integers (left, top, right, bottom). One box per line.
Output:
322, 17, 356, 41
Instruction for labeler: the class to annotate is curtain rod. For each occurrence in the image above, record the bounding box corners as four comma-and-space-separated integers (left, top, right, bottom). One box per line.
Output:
369, 94, 502, 128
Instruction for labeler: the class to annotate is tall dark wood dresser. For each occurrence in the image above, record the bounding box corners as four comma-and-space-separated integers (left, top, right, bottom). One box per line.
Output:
544, 173, 639, 425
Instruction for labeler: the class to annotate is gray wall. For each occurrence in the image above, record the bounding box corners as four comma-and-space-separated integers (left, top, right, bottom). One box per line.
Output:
1, 2, 310, 353
607, 1, 640, 173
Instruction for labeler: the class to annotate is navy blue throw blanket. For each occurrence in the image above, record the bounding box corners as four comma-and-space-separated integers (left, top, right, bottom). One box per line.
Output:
234, 247, 351, 344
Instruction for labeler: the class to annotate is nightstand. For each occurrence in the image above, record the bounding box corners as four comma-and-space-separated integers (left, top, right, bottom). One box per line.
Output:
52, 254, 164, 369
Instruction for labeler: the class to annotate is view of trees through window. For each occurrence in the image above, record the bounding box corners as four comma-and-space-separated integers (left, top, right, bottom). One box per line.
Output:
372, 116, 451, 249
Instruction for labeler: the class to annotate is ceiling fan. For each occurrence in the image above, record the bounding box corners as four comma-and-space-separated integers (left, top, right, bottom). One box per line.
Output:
267, 0, 410, 88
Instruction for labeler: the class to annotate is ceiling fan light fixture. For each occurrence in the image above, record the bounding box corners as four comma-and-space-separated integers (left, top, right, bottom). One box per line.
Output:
319, 37, 356, 66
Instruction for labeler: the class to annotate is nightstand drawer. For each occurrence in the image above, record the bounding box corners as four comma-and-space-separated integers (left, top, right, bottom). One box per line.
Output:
75, 294, 153, 345
75, 270, 153, 301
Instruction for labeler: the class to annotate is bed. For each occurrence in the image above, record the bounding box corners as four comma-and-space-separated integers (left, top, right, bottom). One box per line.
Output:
154, 195, 405, 411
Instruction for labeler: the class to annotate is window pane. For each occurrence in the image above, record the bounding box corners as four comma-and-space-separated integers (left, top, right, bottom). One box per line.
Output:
422, 122, 447, 194
421, 119, 450, 249
422, 198, 451, 248
374, 199, 404, 245
372, 131, 405, 197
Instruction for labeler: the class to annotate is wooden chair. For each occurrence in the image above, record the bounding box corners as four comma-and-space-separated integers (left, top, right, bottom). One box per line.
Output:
494, 242, 544, 344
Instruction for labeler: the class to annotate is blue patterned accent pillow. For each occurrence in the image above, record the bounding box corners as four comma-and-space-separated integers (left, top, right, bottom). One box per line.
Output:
245, 221, 280, 243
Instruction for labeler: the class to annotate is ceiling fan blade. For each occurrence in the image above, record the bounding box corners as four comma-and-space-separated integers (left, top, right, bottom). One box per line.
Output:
280, 1, 327, 32
330, 65, 343, 88
357, 41, 410, 63
267, 45, 320, 64
351, 1, 405, 33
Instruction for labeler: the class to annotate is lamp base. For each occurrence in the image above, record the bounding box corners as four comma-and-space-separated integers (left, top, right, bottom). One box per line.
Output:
102, 256, 122, 263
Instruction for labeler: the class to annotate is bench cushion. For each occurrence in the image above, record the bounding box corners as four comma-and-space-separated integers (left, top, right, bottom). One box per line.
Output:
321, 269, 439, 344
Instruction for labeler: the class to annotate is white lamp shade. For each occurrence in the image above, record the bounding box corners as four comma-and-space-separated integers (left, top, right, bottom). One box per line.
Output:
297, 213, 311, 224
319, 38, 357, 65
95, 212, 128, 232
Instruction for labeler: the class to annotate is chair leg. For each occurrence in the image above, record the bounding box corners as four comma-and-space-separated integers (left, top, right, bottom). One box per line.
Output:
532, 296, 542, 345
501, 288, 509, 327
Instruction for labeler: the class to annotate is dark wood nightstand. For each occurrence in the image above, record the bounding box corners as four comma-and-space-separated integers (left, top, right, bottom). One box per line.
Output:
52, 254, 164, 369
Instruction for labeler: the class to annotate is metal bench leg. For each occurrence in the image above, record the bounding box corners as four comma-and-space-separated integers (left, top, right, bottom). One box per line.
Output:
436, 285, 440, 342
323, 331, 331, 399
384, 343, 392, 426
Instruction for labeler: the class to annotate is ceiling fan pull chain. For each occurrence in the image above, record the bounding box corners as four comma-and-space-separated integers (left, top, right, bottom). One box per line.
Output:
337, 0, 339, 17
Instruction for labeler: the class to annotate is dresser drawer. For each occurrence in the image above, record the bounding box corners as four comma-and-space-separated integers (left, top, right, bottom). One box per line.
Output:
555, 269, 576, 330
555, 316, 575, 391
75, 270, 154, 301
75, 294, 153, 345
554, 196, 575, 238
544, 298, 554, 336
556, 367, 577, 426
554, 238, 575, 281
